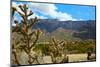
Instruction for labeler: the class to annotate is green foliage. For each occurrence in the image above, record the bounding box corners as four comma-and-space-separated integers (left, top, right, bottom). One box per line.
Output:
33, 43, 50, 55
33, 40, 96, 55
66, 40, 96, 53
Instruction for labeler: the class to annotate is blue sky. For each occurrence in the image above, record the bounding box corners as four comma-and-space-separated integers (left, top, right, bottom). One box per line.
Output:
56, 4, 96, 20
12, 1, 96, 22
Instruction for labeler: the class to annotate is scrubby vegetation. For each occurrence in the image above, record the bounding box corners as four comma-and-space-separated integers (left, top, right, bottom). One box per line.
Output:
11, 4, 96, 65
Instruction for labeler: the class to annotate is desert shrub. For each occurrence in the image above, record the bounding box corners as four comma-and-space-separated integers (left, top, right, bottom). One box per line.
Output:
33, 43, 50, 56
65, 40, 96, 53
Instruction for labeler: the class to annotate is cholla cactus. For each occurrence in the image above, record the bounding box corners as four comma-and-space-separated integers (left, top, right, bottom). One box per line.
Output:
12, 7, 17, 18
12, 4, 42, 65
49, 37, 68, 63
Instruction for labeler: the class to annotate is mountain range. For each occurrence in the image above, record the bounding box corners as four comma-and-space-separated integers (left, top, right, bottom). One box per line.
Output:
32, 19, 96, 41
12, 19, 96, 41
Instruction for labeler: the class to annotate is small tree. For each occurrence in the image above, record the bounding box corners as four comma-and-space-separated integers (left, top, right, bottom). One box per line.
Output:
12, 4, 42, 65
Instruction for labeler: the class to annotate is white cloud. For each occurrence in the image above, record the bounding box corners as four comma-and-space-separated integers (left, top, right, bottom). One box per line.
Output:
28, 13, 47, 19
30, 2, 79, 21
12, 2, 83, 21
12, 2, 47, 19
30, 3, 57, 15
39, 16, 47, 19
54, 12, 74, 21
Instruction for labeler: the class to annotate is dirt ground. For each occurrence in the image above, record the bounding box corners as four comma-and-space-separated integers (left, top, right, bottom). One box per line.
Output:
67, 54, 96, 62
17, 53, 96, 65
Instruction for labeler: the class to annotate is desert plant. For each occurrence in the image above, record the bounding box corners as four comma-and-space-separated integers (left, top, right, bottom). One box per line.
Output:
12, 4, 42, 65
49, 37, 68, 63
11, 6, 17, 18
